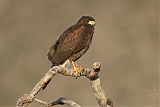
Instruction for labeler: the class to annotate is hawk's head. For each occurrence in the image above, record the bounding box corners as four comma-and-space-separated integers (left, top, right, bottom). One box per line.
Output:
77, 16, 95, 27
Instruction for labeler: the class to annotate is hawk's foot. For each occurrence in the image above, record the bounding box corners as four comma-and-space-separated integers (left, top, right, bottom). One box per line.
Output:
71, 61, 84, 78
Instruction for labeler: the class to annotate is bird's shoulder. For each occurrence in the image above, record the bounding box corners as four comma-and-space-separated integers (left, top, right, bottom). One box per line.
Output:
47, 24, 86, 60
54, 24, 85, 48
60, 24, 86, 42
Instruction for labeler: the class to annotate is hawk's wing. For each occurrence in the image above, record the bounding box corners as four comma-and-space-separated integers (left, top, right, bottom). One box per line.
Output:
48, 24, 85, 65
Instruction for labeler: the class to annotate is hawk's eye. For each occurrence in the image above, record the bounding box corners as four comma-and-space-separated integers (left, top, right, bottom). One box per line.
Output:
88, 20, 96, 26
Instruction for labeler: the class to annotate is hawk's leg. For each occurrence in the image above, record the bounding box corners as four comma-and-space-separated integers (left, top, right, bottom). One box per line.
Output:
70, 60, 84, 77
62, 59, 71, 68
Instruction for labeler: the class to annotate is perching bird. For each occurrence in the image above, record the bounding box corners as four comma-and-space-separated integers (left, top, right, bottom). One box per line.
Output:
43, 16, 95, 90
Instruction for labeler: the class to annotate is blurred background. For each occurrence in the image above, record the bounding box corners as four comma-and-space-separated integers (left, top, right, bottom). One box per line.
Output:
0, 0, 158, 107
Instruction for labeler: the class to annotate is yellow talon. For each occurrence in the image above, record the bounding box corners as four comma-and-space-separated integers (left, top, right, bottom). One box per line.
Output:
70, 60, 84, 77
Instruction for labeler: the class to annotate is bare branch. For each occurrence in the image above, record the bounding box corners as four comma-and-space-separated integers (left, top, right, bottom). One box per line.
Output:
33, 97, 81, 107
50, 97, 81, 107
91, 79, 113, 107
34, 98, 49, 106
16, 62, 113, 107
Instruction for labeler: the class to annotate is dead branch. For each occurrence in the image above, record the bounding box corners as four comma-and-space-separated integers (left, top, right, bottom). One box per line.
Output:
16, 62, 113, 107
91, 79, 113, 107
33, 97, 81, 107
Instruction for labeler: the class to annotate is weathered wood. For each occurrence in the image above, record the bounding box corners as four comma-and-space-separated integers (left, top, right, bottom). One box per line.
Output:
16, 62, 113, 107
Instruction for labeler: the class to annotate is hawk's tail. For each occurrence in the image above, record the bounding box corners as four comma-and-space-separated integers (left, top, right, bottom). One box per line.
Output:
42, 64, 54, 90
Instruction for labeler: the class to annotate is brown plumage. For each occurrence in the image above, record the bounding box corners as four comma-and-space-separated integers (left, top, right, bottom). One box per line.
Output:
48, 16, 95, 66
43, 16, 95, 90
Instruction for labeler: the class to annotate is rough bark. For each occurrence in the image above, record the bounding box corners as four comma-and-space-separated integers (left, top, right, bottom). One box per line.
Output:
16, 62, 113, 107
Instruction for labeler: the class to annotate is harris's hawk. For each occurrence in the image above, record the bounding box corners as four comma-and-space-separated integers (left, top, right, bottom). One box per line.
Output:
43, 16, 95, 89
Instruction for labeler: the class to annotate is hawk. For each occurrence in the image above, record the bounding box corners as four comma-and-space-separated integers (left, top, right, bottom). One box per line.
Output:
43, 16, 95, 89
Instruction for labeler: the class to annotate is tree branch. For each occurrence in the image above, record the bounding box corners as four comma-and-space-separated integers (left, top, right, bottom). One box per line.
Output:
16, 62, 113, 107
33, 97, 81, 107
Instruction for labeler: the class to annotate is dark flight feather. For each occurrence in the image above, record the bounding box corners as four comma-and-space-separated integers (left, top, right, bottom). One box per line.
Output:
48, 24, 94, 66
43, 16, 95, 90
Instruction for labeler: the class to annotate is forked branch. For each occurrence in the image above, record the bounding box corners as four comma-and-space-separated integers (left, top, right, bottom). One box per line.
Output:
16, 62, 113, 107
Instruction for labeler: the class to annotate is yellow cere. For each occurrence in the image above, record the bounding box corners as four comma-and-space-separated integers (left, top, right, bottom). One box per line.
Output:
88, 21, 96, 26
